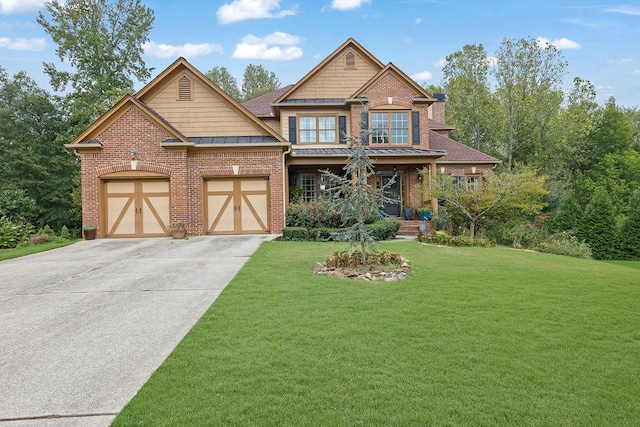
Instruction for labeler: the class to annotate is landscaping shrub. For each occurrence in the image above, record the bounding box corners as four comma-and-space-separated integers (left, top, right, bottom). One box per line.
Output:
60, 225, 71, 240
364, 220, 401, 241
0, 216, 34, 249
29, 233, 52, 245
325, 249, 404, 269
536, 233, 592, 259
286, 200, 342, 229
416, 230, 490, 247
282, 221, 399, 242
281, 227, 310, 241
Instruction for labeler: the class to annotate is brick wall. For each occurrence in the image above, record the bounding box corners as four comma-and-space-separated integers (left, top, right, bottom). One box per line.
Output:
80, 106, 285, 237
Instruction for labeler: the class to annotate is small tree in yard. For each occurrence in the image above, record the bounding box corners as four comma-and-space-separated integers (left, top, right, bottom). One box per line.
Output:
432, 168, 548, 239
320, 121, 396, 264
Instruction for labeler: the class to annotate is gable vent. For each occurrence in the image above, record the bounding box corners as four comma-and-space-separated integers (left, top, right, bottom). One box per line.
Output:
345, 51, 356, 70
177, 75, 193, 101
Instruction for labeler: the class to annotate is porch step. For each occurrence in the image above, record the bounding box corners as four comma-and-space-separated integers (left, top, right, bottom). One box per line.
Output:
391, 219, 434, 236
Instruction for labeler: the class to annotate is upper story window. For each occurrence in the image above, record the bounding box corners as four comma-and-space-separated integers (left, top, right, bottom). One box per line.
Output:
299, 116, 337, 144
370, 111, 409, 144
177, 75, 193, 101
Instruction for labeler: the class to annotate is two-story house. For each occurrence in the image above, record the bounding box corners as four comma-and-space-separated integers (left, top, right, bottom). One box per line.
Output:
67, 38, 498, 238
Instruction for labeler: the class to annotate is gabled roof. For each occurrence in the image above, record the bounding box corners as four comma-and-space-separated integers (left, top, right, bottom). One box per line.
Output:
274, 38, 385, 104
135, 57, 285, 142
67, 95, 188, 146
429, 130, 500, 164
242, 85, 293, 117
351, 62, 435, 101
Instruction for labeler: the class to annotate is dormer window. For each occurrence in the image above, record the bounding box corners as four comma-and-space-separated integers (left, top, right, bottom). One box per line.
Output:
345, 51, 356, 70
177, 75, 193, 101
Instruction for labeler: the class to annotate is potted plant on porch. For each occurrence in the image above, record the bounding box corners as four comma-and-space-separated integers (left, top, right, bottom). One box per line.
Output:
168, 221, 187, 239
403, 206, 413, 220
417, 206, 433, 221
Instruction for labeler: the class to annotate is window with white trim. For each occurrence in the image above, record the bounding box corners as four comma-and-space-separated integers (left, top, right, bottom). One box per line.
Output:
299, 116, 337, 144
371, 111, 409, 144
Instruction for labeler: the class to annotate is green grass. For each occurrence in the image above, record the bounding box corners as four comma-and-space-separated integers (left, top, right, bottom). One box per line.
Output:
114, 242, 640, 426
604, 260, 640, 269
0, 240, 79, 261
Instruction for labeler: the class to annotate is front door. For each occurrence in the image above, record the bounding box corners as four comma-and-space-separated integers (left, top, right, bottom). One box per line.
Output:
382, 176, 401, 216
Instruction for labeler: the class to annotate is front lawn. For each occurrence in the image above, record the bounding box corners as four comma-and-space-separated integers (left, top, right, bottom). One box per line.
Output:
0, 240, 79, 261
114, 242, 640, 426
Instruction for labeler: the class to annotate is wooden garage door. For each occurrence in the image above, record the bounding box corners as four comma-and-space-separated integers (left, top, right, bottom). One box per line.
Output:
104, 180, 170, 237
205, 178, 269, 234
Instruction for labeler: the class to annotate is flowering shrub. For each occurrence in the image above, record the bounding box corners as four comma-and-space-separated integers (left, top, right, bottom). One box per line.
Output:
286, 200, 342, 229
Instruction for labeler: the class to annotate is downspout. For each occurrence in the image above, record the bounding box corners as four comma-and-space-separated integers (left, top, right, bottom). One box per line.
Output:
282, 144, 292, 233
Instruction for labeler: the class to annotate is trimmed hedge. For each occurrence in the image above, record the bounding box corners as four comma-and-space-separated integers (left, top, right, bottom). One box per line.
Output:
281, 220, 401, 242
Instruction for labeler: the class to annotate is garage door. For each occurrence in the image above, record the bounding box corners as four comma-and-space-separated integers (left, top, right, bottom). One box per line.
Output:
104, 179, 170, 237
205, 177, 269, 234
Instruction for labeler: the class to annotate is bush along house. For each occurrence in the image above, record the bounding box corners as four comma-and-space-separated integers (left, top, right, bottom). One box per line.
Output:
66, 38, 499, 238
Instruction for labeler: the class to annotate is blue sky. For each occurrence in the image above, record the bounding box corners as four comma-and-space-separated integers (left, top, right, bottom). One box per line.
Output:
1, 0, 639, 107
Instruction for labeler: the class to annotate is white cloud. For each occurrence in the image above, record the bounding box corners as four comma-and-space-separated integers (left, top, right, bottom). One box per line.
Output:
232, 32, 303, 60
217, 0, 296, 24
0, 0, 44, 14
331, 0, 371, 10
433, 57, 447, 68
605, 5, 640, 15
607, 58, 632, 65
143, 41, 223, 59
414, 17, 422, 25
410, 70, 433, 81
0, 36, 45, 50
486, 56, 498, 67
536, 36, 581, 49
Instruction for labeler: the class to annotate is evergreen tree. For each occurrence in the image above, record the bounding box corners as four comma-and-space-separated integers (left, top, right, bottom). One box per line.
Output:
579, 187, 618, 260
321, 111, 396, 263
617, 190, 640, 260
549, 191, 582, 234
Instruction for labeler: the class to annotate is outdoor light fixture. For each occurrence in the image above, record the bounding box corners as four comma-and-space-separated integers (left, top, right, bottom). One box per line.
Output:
130, 149, 138, 170
320, 176, 326, 191
387, 96, 393, 104
440, 167, 445, 174
472, 166, 477, 174
232, 165, 240, 175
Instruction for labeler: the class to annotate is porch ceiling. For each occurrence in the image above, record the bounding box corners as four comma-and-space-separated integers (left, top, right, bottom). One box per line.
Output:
288, 146, 445, 165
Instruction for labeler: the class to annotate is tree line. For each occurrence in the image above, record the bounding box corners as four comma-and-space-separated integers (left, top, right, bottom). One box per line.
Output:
435, 38, 639, 259
1, 1, 638, 259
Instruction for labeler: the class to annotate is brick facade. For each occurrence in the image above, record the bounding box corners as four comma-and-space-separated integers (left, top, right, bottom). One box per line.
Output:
79, 107, 285, 237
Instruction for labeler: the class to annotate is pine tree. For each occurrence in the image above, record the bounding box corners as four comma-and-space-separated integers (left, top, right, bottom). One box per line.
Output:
549, 191, 582, 234
579, 187, 618, 260
617, 190, 640, 260
320, 111, 396, 263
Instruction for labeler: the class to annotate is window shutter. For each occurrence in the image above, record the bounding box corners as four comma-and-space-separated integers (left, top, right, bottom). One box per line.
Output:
289, 116, 297, 144
339, 116, 347, 144
412, 111, 420, 145
360, 112, 369, 145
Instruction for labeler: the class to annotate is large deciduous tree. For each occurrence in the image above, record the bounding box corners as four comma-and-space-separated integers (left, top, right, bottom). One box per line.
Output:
442, 44, 503, 157
241, 64, 280, 102
433, 168, 548, 239
205, 66, 242, 101
0, 69, 77, 229
38, 0, 154, 137
494, 38, 567, 170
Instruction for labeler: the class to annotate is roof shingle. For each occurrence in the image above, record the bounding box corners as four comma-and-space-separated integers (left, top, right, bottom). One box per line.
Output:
429, 131, 500, 164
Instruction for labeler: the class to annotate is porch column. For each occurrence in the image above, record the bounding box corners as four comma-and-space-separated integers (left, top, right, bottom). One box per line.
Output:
431, 163, 438, 214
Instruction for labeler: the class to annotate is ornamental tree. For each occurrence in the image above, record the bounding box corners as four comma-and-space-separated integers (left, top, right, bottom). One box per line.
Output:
433, 168, 548, 239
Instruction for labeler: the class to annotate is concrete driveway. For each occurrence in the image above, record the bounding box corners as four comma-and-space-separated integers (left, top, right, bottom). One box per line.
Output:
0, 235, 273, 426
